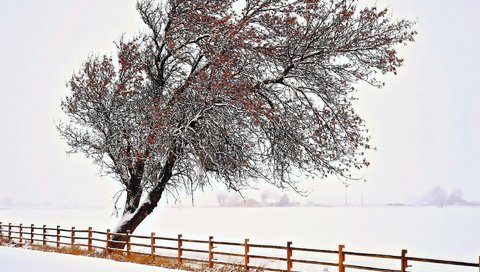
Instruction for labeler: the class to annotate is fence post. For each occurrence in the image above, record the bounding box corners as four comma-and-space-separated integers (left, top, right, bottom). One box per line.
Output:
106, 229, 111, 255
177, 234, 183, 265
8, 223, 12, 242
71, 227, 75, 246
19, 224, 23, 244
244, 238, 250, 270
42, 225, 46, 246
208, 236, 214, 268
56, 226, 60, 249
126, 230, 131, 258
30, 224, 34, 245
287, 241, 293, 272
401, 249, 408, 272
150, 232, 156, 263
87, 227, 92, 251
338, 245, 345, 272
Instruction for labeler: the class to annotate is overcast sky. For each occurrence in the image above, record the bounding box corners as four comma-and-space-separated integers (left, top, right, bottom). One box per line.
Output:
0, 0, 478, 208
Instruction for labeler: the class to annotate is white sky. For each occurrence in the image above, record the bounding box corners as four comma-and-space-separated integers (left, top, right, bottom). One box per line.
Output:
0, 0, 478, 208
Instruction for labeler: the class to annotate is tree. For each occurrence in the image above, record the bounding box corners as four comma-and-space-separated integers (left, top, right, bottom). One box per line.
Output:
215, 191, 228, 206
58, 0, 416, 247
429, 186, 447, 207
276, 193, 291, 207
447, 188, 466, 205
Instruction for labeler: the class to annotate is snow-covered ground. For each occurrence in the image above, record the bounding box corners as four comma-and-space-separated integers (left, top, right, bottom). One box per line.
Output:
0, 246, 186, 272
0, 206, 479, 271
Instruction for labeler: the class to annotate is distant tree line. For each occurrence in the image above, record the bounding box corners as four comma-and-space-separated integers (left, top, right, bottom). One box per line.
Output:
216, 190, 299, 207
421, 186, 468, 207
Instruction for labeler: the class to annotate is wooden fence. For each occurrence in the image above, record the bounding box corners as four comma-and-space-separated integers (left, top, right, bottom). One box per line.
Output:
0, 222, 479, 272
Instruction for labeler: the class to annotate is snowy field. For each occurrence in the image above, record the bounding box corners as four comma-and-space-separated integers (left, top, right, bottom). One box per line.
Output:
1, 206, 479, 271
0, 246, 186, 272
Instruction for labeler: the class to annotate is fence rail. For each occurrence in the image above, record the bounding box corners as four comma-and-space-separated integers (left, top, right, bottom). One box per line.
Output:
0, 221, 479, 272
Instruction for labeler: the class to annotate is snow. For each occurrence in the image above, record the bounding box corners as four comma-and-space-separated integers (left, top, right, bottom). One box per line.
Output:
114, 210, 135, 230
0, 246, 186, 272
1, 206, 479, 271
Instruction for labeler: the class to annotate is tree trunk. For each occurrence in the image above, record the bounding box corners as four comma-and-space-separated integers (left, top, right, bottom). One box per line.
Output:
109, 151, 176, 249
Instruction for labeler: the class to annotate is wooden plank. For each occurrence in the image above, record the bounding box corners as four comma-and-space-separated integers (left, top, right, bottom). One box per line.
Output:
177, 234, 183, 265
129, 234, 152, 239
155, 245, 178, 251
105, 229, 111, 255
108, 231, 129, 237
214, 241, 244, 246
244, 238, 250, 270
338, 245, 345, 272
249, 243, 288, 250
126, 230, 131, 258
31, 226, 46, 230
401, 249, 408, 272
208, 236, 214, 269
344, 251, 401, 260
57, 228, 71, 232
106, 239, 126, 244
287, 241, 293, 272
42, 225, 46, 246
150, 236, 178, 241
291, 246, 338, 254
150, 232, 155, 263
30, 224, 34, 245
408, 256, 478, 267
87, 227, 92, 251
19, 224, 23, 244
180, 238, 209, 244
44, 227, 59, 231
56, 226, 60, 248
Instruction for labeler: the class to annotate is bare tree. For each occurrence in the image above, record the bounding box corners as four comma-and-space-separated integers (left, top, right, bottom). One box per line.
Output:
430, 186, 447, 207
215, 192, 228, 206
58, 0, 416, 247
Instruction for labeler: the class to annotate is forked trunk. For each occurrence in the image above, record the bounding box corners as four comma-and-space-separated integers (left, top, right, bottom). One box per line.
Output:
109, 151, 176, 249
109, 199, 159, 249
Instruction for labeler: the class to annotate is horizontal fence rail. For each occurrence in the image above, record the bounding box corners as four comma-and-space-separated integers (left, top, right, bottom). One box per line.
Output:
0, 221, 479, 272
